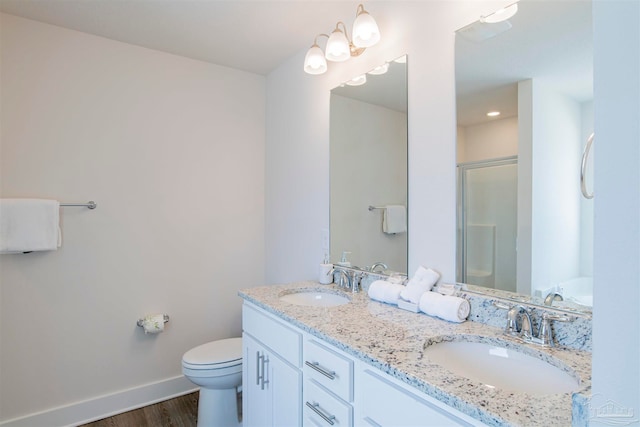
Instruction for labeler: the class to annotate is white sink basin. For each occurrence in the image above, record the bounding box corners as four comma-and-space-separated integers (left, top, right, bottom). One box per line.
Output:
424, 338, 580, 394
279, 290, 350, 307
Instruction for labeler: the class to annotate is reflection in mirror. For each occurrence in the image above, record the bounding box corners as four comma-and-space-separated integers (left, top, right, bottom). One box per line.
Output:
455, 1, 593, 310
330, 56, 408, 273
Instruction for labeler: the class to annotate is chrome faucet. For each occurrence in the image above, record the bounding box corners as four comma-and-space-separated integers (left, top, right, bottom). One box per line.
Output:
369, 262, 388, 273
350, 271, 362, 293
336, 269, 351, 290
494, 301, 573, 347
544, 292, 564, 306
335, 267, 363, 293
515, 306, 534, 340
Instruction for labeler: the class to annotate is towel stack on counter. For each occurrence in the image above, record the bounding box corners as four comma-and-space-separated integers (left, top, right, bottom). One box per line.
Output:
367, 266, 470, 323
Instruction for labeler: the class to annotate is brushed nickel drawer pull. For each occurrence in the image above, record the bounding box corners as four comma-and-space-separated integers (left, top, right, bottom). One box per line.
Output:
305, 361, 336, 380
305, 401, 336, 425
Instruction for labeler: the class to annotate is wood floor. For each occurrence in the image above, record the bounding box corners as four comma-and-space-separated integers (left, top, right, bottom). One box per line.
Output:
80, 392, 199, 427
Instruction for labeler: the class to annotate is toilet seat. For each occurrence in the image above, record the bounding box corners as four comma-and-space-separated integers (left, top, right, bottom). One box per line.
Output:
182, 337, 242, 370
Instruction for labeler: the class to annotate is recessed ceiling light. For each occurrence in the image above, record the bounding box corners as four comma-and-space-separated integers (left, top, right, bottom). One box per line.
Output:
487, 111, 501, 117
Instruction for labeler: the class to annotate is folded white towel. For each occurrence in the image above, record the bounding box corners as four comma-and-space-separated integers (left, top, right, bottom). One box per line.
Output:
418, 291, 470, 323
368, 280, 404, 305
0, 199, 61, 253
399, 266, 440, 304
383, 205, 406, 234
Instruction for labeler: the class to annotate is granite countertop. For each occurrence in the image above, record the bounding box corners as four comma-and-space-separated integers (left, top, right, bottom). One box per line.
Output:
239, 281, 592, 427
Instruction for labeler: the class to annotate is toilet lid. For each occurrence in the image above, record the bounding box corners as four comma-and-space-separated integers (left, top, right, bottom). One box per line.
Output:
182, 337, 242, 368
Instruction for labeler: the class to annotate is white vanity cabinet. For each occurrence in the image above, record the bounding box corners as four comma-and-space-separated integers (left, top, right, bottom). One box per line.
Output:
242, 304, 302, 427
242, 301, 486, 427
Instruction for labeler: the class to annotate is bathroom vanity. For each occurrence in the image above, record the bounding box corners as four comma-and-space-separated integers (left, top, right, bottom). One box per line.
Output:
239, 282, 591, 426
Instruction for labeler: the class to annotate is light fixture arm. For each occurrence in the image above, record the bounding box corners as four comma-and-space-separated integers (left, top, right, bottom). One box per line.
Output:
334, 21, 365, 57
313, 33, 330, 46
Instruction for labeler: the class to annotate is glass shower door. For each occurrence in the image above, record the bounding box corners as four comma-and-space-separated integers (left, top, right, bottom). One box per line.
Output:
458, 158, 518, 292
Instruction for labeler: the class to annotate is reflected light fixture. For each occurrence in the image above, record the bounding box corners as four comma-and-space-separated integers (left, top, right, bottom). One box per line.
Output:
487, 111, 501, 117
368, 63, 389, 75
346, 74, 367, 86
480, 2, 519, 24
303, 3, 381, 75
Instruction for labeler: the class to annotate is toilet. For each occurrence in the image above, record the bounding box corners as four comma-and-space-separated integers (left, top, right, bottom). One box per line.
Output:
182, 337, 243, 427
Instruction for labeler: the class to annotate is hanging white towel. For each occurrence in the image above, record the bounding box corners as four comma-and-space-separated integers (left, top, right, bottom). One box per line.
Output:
382, 205, 406, 234
0, 199, 61, 253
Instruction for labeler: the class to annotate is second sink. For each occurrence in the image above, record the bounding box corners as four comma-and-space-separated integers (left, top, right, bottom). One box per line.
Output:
424, 336, 580, 394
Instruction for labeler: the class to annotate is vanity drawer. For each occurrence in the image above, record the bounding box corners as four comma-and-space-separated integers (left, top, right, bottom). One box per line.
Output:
242, 303, 301, 367
304, 339, 353, 401
304, 379, 352, 427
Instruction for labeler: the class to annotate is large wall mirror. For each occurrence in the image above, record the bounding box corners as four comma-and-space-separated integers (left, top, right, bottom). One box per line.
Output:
330, 56, 408, 273
455, 0, 593, 310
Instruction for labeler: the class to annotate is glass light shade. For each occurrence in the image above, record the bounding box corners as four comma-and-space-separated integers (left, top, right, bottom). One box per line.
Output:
352, 11, 380, 48
325, 29, 351, 62
481, 3, 518, 24
304, 44, 328, 74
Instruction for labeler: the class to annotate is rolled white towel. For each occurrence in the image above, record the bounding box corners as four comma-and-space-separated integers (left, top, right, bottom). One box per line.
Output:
399, 266, 441, 304
368, 280, 404, 305
418, 291, 470, 323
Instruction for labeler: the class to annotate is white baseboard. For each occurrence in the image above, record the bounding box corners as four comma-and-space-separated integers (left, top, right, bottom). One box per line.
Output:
0, 376, 198, 427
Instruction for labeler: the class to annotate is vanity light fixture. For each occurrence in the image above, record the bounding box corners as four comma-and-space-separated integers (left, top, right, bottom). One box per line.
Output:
480, 2, 519, 24
303, 3, 381, 75
487, 111, 501, 117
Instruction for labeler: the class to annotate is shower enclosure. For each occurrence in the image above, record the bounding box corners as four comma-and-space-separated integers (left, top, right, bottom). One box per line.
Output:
457, 157, 518, 292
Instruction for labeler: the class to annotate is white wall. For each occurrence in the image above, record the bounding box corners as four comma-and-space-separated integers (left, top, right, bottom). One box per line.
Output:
591, 0, 640, 422
266, 1, 513, 284
0, 14, 265, 423
457, 116, 518, 164
330, 95, 407, 272
530, 81, 582, 295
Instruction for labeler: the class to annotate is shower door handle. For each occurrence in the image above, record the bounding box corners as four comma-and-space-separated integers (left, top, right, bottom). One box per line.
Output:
581, 133, 594, 199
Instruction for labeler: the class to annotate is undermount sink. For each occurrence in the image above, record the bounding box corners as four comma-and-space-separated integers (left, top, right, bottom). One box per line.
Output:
279, 289, 350, 307
424, 337, 580, 394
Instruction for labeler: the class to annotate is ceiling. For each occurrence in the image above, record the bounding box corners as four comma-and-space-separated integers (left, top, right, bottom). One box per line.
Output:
1, 0, 593, 122
0, 0, 363, 75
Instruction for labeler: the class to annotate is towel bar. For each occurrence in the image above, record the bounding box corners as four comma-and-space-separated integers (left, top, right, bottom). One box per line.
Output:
60, 201, 97, 209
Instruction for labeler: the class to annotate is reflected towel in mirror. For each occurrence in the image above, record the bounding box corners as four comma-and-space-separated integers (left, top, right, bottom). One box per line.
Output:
382, 205, 406, 234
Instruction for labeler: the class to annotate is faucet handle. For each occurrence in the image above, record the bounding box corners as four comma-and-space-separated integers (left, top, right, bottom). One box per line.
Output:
492, 301, 520, 336
492, 301, 511, 310
538, 312, 572, 347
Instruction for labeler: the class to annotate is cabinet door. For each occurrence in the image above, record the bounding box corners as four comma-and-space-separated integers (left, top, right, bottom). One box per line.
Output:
243, 333, 272, 427
243, 333, 302, 427
271, 350, 302, 427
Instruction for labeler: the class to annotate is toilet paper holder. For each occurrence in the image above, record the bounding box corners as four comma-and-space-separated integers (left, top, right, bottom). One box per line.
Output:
137, 314, 170, 328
